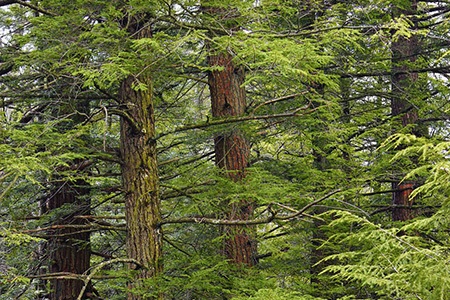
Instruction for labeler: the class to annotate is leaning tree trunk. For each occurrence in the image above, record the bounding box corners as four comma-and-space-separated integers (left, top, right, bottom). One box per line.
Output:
391, 0, 419, 222
119, 15, 162, 300
208, 50, 257, 266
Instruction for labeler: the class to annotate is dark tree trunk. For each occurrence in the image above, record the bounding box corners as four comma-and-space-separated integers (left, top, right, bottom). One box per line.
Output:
208, 51, 257, 266
39, 97, 92, 300
392, 183, 415, 221
41, 179, 91, 300
119, 15, 162, 299
391, 0, 419, 222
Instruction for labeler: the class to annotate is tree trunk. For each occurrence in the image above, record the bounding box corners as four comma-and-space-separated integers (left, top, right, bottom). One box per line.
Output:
310, 78, 351, 291
391, 0, 419, 222
41, 179, 91, 300
119, 15, 162, 299
208, 51, 257, 266
40, 98, 92, 300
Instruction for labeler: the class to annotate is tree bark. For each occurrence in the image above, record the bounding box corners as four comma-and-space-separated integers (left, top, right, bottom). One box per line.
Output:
41, 179, 91, 300
208, 51, 257, 266
119, 15, 162, 299
39, 97, 92, 299
391, 0, 419, 222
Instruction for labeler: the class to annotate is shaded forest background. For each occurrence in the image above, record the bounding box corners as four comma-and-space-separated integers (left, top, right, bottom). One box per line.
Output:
0, 0, 449, 299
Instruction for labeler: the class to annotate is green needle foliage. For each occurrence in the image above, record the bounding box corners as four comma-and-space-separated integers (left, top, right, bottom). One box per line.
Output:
0, 0, 450, 299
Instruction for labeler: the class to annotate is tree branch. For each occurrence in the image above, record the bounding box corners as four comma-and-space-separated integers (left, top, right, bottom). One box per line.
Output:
338, 65, 450, 78
22, 223, 126, 236
275, 189, 342, 220
77, 258, 143, 300
160, 189, 341, 226
0, 0, 57, 16
108, 108, 142, 133
249, 91, 308, 114
158, 104, 316, 139
28, 272, 84, 281
74, 215, 125, 220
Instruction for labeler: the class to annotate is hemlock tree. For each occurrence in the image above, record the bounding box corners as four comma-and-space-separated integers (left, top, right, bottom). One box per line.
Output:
1, 0, 450, 299
0, 3, 99, 298
390, 0, 422, 222
118, 10, 163, 299
40, 120, 93, 299
310, 1, 450, 298
203, 0, 257, 267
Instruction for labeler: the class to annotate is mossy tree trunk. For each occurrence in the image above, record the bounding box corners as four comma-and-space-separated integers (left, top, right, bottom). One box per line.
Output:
119, 15, 162, 300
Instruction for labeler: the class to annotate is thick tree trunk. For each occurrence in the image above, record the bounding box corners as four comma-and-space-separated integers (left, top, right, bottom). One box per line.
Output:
41, 179, 91, 300
208, 52, 257, 266
119, 16, 162, 299
120, 75, 162, 276
391, 0, 419, 222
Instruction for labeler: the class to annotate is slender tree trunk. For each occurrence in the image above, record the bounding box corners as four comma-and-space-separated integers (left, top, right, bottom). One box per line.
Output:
391, 0, 419, 222
310, 78, 351, 291
119, 15, 162, 299
208, 51, 257, 266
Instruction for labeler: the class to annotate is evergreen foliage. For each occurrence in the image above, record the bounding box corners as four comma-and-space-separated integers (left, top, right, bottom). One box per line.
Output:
0, 0, 449, 299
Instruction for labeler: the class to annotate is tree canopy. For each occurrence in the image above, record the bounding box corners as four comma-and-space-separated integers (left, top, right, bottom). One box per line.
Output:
0, 0, 449, 299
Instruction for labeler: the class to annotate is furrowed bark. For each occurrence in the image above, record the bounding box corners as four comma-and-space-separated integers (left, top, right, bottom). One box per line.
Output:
208, 50, 257, 266
39, 98, 92, 299
119, 14, 162, 299
41, 179, 91, 300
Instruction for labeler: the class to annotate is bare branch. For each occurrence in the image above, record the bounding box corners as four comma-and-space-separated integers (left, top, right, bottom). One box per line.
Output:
275, 189, 342, 220
28, 272, 84, 281
250, 91, 308, 114
77, 258, 143, 300
22, 223, 126, 236
159, 104, 317, 139
160, 189, 341, 226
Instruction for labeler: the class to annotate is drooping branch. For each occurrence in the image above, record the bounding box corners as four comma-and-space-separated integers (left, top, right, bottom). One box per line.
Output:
109, 108, 142, 134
